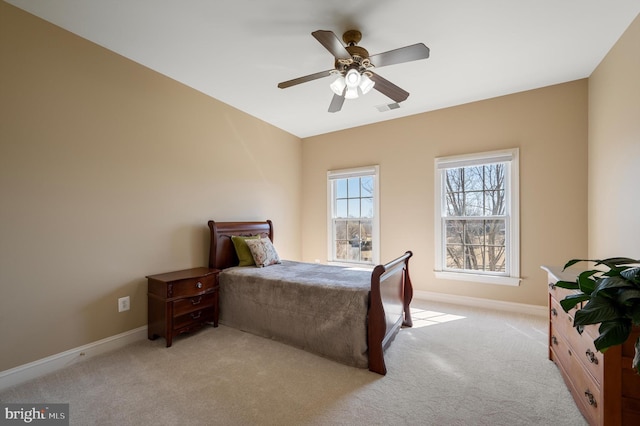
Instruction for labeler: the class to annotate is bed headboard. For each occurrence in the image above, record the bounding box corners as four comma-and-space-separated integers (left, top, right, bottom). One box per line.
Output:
207, 220, 274, 270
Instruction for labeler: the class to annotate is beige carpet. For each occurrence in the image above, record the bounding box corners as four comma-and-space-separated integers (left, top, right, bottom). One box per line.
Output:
0, 300, 587, 425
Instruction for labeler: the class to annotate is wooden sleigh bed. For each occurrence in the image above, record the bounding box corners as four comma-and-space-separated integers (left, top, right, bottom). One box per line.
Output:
207, 220, 413, 375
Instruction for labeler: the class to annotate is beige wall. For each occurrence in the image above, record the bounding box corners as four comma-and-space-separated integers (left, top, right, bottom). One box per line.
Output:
302, 80, 589, 306
588, 14, 640, 258
0, 3, 301, 371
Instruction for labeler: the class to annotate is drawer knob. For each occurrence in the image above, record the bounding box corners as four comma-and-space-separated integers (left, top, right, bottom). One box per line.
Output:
584, 390, 597, 407
551, 336, 558, 346
191, 296, 202, 305
548, 282, 556, 289
585, 349, 599, 365
196, 281, 203, 289
551, 308, 558, 317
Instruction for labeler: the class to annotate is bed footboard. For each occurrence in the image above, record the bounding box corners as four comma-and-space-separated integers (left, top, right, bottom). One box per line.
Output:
368, 251, 413, 375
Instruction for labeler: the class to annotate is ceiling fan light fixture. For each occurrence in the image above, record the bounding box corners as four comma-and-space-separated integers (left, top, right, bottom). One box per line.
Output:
344, 86, 359, 100
345, 69, 361, 88
359, 73, 375, 95
330, 76, 346, 95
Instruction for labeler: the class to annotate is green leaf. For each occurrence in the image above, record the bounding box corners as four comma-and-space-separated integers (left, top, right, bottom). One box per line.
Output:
563, 259, 596, 270
577, 270, 600, 294
596, 257, 639, 269
554, 280, 579, 290
617, 289, 640, 306
559, 293, 590, 312
593, 319, 631, 352
574, 297, 619, 326
593, 276, 636, 296
621, 267, 640, 284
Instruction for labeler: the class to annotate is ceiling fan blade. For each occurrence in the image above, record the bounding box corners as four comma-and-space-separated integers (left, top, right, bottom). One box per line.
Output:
312, 30, 352, 61
328, 93, 345, 113
369, 43, 430, 68
369, 73, 410, 103
278, 70, 333, 89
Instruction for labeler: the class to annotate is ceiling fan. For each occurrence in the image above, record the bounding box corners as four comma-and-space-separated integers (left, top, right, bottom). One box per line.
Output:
277, 30, 430, 113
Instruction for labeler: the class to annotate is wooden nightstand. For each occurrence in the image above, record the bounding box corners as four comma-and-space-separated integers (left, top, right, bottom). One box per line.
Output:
147, 267, 219, 347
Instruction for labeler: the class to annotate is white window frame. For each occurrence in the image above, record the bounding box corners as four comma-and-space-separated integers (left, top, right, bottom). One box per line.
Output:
327, 165, 380, 267
434, 149, 520, 286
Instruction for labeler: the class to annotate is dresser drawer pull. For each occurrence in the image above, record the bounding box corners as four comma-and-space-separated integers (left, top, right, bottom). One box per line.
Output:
551, 336, 558, 346
190, 296, 202, 305
551, 307, 558, 317
548, 282, 556, 289
584, 390, 597, 407
585, 349, 599, 365
190, 311, 202, 320
195, 281, 203, 289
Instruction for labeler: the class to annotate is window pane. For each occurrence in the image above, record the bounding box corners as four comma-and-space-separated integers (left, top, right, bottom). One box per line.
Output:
446, 169, 463, 192
361, 176, 373, 197
347, 221, 361, 242
446, 220, 464, 244
463, 166, 484, 191
484, 190, 505, 215
335, 220, 347, 240
348, 178, 360, 197
360, 220, 372, 240
445, 245, 464, 269
361, 197, 373, 218
348, 198, 360, 218
335, 241, 348, 261
464, 191, 484, 216
444, 219, 506, 272
336, 179, 347, 198
446, 191, 464, 216
336, 199, 348, 218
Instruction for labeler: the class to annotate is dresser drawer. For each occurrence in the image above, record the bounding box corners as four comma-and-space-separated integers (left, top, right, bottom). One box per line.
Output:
169, 274, 217, 298
551, 332, 601, 425
550, 297, 603, 384
173, 292, 216, 317
550, 297, 575, 339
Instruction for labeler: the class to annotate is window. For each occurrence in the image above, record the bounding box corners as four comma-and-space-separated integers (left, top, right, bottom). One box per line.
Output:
327, 166, 379, 266
434, 149, 520, 286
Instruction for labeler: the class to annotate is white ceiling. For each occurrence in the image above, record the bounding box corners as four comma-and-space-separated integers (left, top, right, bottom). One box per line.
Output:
6, 0, 640, 138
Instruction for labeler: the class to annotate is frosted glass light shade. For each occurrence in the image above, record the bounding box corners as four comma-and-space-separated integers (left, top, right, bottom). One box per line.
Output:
330, 76, 346, 95
345, 69, 361, 88
359, 74, 375, 95
344, 87, 359, 99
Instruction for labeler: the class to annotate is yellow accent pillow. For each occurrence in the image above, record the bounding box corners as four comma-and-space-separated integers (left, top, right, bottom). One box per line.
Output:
231, 235, 260, 266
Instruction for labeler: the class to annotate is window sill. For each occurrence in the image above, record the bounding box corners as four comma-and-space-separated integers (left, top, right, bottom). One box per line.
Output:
434, 271, 521, 286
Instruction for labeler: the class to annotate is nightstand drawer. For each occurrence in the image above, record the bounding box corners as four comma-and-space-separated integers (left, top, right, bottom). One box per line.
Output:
173, 292, 216, 317
170, 274, 217, 298
173, 308, 214, 331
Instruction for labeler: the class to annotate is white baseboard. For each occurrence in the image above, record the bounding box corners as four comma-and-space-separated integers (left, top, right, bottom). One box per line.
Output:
0, 326, 147, 392
413, 290, 547, 318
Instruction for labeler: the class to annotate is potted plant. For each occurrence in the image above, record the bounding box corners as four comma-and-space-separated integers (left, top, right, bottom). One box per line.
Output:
555, 257, 640, 374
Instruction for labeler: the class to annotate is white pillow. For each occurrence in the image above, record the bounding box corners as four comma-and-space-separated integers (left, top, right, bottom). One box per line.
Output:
244, 238, 281, 267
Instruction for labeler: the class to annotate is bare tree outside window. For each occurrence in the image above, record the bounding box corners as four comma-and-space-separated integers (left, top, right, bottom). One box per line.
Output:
444, 164, 507, 273
333, 176, 374, 263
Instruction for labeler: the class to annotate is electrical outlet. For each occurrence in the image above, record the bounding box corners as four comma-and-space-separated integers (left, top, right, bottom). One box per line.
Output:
118, 296, 130, 312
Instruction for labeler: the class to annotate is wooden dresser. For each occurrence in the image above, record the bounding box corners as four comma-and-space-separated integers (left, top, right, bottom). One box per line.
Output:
147, 267, 219, 347
543, 266, 640, 425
